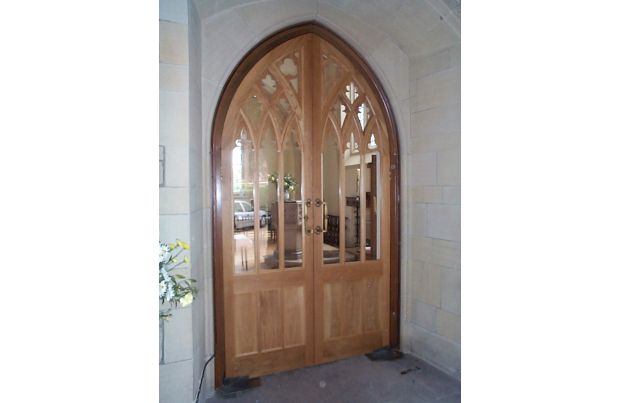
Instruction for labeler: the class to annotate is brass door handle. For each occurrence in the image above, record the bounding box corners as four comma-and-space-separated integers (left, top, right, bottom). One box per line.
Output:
303, 198, 311, 223
314, 225, 322, 234
314, 197, 327, 233
322, 201, 327, 233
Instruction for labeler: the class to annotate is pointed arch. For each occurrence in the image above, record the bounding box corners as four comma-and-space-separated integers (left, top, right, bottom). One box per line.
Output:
211, 22, 400, 387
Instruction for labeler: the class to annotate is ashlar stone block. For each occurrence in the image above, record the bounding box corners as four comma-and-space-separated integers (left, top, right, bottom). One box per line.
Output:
436, 308, 460, 343
437, 147, 460, 186
428, 204, 460, 242
160, 21, 188, 65
163, 144, 190, 188
410, 152, 437, 187
442, 186, 460, 205
412, 133, 460, 153
160, 213, 190, 245
410, 47, 451, 80
160, 187, 190, 215
160, 63, 188, 92
412, 203, 427, 237
413, 299, 437, 332
449, 43, 461, 68
431, 239, 460, 269
160, 90, 189, 146
414, 67, 460, 113
412, 236, 433, 263
412, 260, 441, 307
412, 103, 460, 138
412, 186, 443, 204
441, 268, 461, 315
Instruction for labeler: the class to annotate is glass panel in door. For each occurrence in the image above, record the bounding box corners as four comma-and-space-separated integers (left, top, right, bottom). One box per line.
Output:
257, 124, 279, 269
282, 127, 304, 268
322, 123, 341, 264
232, 128, 256, 273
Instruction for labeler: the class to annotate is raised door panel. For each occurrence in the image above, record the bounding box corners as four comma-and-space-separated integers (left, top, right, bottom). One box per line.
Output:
283, 286, 306, 348
258, 289, 283, 352
234, 293, 258, 356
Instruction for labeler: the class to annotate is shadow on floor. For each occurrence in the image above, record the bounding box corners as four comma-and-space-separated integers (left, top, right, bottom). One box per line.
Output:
205, 353, 460, 403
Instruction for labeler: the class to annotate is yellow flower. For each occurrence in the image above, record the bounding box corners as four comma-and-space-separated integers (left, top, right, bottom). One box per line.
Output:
184, 256, 190, 264
169, 241, 177, 249
177, 240, 190, 250
180, 293, 193, 307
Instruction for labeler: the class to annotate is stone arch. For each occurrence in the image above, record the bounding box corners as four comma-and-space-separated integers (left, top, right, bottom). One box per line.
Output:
200, 7, 411, 160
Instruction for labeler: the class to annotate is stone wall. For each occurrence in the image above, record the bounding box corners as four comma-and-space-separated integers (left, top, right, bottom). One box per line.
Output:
159, 1, 461, 401
159, 1, 195, 402
404, 42, 461, 378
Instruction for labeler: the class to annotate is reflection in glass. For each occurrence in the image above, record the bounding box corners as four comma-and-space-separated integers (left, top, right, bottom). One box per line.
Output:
322, 127, 341, 264
345, 81, 359, 103
242, 94, 263, 129
278, 55, 299, 93
365, 147, 380, 261
257, 125, 279, 269
282, 128, 303, 268
322, 56, 342, 99
344, 132, 361, 262
358, 102, 370, 131
261, 73, 277, 95
339, 102, 347, 128
368, 133, 377, 150
274, 97, 291, 129
232, 128, 256, 273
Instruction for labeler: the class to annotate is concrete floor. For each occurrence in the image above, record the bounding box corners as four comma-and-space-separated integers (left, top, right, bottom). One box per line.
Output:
206, 353, 460, 403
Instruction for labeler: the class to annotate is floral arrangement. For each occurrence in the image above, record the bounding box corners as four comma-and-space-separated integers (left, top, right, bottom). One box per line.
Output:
159, 240, 198, 320
268, 173, 297, 193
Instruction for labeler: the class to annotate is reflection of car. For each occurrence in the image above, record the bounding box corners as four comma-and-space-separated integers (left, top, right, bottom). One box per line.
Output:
234, 200, 268, 230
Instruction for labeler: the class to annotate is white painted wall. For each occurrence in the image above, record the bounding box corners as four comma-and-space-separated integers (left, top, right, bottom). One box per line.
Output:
160, 0, 461, 401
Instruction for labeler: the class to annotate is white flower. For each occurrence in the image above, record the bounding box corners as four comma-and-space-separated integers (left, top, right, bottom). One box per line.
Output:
159, 281, 167, 298
180, 293, 193, 307
165, 286, 175, 302
159, 242, 171, 263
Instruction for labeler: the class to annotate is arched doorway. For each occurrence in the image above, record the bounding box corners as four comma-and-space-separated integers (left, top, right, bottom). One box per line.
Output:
211, 22, 400, 385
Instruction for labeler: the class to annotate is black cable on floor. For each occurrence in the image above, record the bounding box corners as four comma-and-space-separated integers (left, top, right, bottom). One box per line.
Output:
194, 353, 215, 403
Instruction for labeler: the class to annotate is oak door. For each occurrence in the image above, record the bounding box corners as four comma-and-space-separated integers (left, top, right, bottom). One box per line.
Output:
220, 34, 391, 378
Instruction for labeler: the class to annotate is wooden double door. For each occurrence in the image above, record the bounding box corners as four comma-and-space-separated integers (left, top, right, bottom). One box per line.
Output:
219, 33, 393, 378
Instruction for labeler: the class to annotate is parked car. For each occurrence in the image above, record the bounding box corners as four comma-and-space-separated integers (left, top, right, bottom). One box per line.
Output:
234, 200, 268, 230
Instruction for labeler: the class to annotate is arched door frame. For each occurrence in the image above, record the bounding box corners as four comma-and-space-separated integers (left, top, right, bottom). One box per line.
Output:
211, 21, 400, 386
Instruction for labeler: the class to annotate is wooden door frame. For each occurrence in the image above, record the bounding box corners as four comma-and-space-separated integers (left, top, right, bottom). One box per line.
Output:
211, 21, 400, 387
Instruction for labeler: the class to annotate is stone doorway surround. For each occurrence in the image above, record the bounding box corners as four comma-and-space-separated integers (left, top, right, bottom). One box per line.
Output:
159, 1, 460, 401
